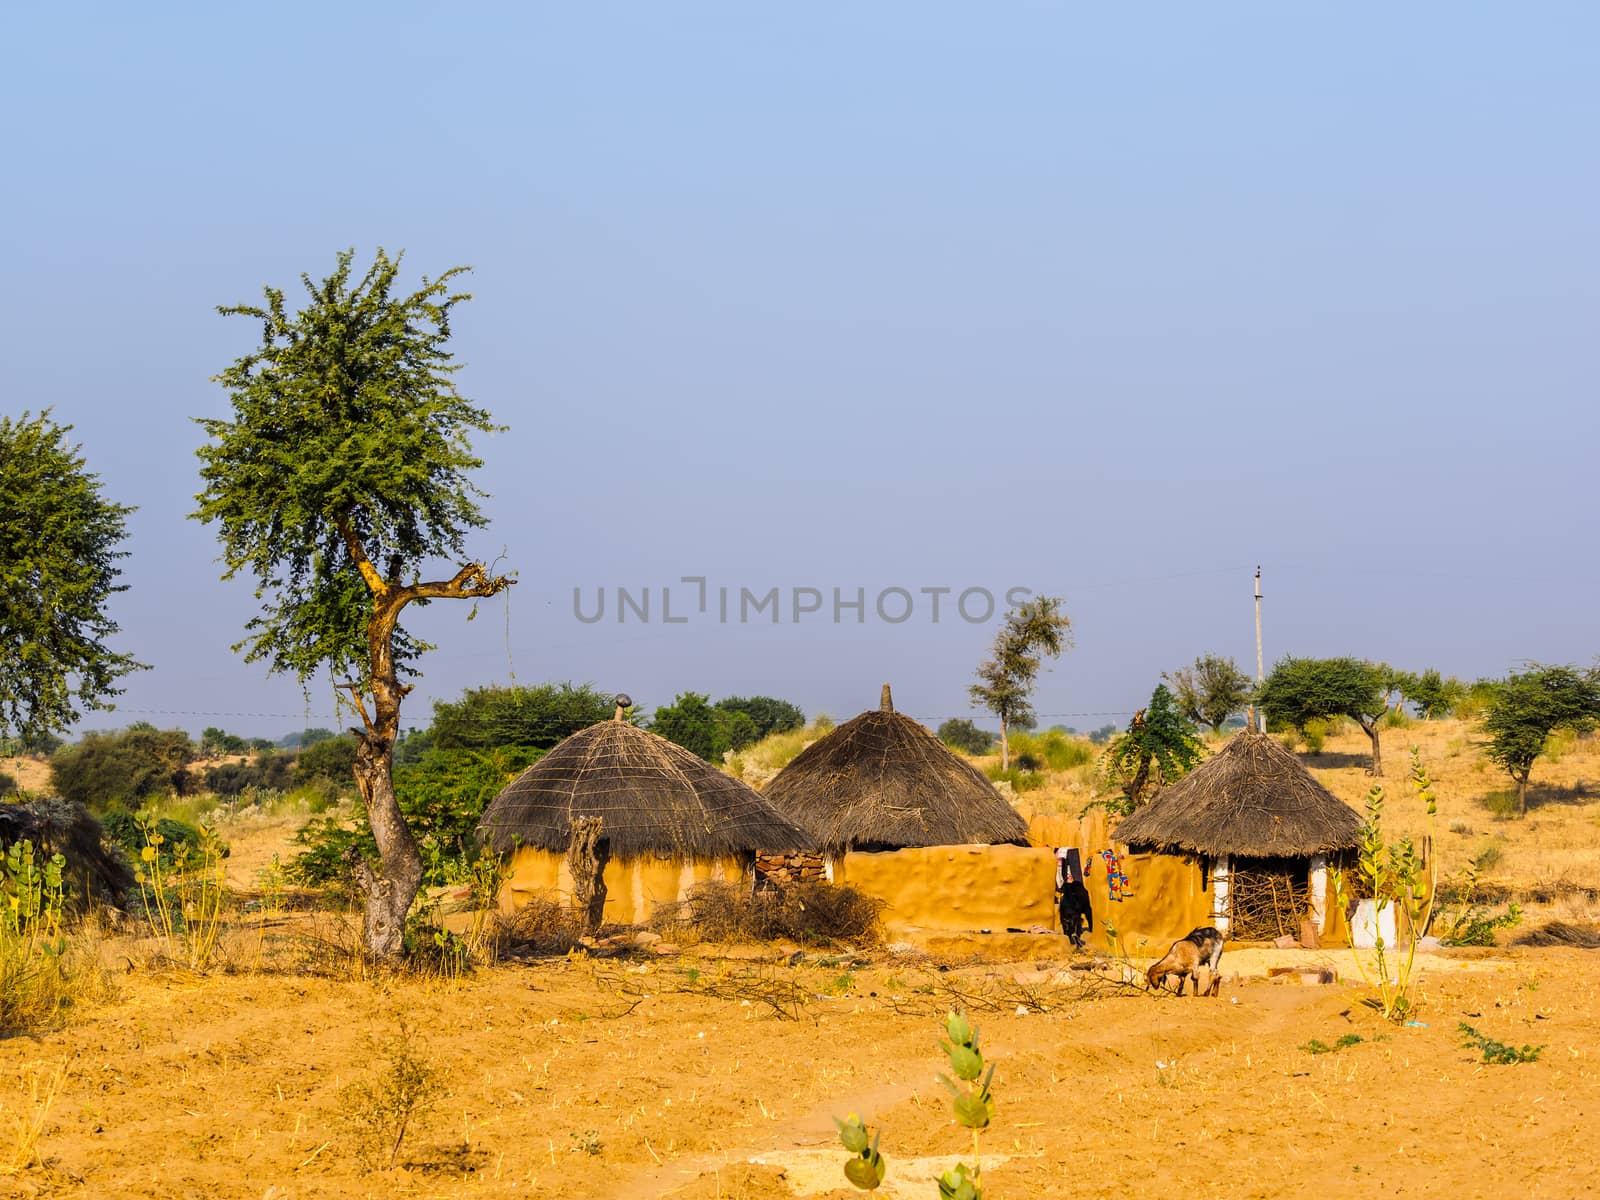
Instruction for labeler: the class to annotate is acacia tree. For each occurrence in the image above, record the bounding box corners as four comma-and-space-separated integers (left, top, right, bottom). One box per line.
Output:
193, 249, 513, 961
1164, 653, 1252, 734
1099, 684, 1206, 814
1257, 656, 1393, 775
969, 594, 1071, 769
1481, 664, 1600, 816
0, 411, 145, 745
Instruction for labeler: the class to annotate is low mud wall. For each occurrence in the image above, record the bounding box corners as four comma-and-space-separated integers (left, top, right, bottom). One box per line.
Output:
836, 844, 1058, 934
499, 848, 750, 926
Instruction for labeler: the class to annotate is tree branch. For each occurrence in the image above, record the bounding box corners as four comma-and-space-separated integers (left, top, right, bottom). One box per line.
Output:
336, 519, 389, 597
402, 562, 516, 603
337, 680, 376, 735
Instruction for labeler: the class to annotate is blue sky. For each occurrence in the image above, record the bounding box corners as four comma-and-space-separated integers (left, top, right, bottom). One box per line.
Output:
3, 3, 1596, 737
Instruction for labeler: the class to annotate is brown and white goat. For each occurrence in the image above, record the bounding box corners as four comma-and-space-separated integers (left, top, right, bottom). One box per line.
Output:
1146, 927, 1225, 996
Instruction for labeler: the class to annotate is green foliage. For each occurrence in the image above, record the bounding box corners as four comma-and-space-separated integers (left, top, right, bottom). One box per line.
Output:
1259, 656, 1390, 729
649, 692, 760, 762
1480, 664, 1600, 815
1098, 685, 1205, 813
279, 728, 338, 749
0, 411, 146, 743
1008, 728, 1095, 770
100, 810, 211, 871
1437, 856, 1521, 947
0, 840, 72, 1033
429, 683, 619, 750
837, 1010, 1000, 1198
290, 746, 541, 888
1086, 723, 1117, 745
194, 248, 497, 685
1165, 653, 1253, 733
130, 808, 227, 971
1259, 656, 1393, 772
713, 696, 806, 740
1405, 669, 1468, 720
0, 771, 17, 798
295, 735, 358, 791
938, 719, 995, 755
984, 765, 1044, 793
1332, 748, 1439, 1022
1301, 717, 1329, 754
199, 727, 247, 755
49, 727, 197, 810
1301, 1034, 1366, 1054
969, 594, 1072, 765
1458, 1023, 1543, 1065
202, 751, 295, 796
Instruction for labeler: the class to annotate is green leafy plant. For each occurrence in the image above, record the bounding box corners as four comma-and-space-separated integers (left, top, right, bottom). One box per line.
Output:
1332, 747, 1438, 1021
836, 1010, 998, 1197
132, 807, 227, 970
937, 719, 995, 756
1097, 685, 1205, 815
0, 841, 71, 1033
1437, 855, 1521, 947
1301, 1034, 1365, 1054
1458, 1023, 1543, 1065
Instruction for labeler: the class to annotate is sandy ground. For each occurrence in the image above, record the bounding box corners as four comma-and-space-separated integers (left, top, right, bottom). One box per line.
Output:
0, 940, 1594, 1200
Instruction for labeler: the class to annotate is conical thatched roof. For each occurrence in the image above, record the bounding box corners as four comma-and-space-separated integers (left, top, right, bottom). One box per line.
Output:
763, 685, 1028, 852
1114, 731, 1362, 858
477, 699, 813, 859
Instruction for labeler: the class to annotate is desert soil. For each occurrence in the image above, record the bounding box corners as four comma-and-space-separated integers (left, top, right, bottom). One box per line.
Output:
1, 941, 1594, 1200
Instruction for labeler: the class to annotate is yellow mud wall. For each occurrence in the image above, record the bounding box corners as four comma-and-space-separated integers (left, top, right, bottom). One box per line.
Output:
835, 845, 1058, 934
499, 848, 749, 925
1023, 813, 1211, 952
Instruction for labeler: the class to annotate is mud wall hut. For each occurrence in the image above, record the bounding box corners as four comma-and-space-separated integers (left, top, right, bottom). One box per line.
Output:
763, 685, 1050, 932
1111, 731, 1363, 943
477, 699, 812, 925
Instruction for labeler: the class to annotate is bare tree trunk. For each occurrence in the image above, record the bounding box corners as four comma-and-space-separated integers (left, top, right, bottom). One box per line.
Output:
1517, 773, 1529, 817
335, 524, 512, 964
566, 816, 609, 934
1360, 717, 1384, 777
1000, 717, 1009, 770
346, 598, 425, 963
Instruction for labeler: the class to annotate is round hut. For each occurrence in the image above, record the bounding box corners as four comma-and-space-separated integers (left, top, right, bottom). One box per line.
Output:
762, 685, 1044, 934
1113, 730, 1362, 942
477, 696, 812, 926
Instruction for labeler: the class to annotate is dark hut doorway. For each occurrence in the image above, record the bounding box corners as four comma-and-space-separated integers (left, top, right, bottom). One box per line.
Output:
1227, 855, 1312, 941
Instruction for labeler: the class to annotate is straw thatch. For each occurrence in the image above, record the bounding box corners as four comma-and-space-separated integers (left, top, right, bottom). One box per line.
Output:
1114, 730, 1362, 858
763, 685, 1028, 852
477, 707, 813, 860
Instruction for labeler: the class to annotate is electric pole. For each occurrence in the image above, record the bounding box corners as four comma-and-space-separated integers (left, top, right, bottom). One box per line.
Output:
1254, 565, 1265, 732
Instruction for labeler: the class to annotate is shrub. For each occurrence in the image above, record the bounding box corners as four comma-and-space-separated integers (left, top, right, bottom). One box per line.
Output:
49, 727, 197, 810
938, 719, 995, 756
0, 772, 16, 798
984, 765, 1044, 793
340, 1019, 444, 1169
1458, 1023, 1543, 1065
714, 696, 806, 740
130, 809, 227, 971
650, 692, 760, 761
1301, 718, 1329, 754
0, 840, 72, 1034
724, 720, 832, 788
202, 751, 295, 797
290, 746, 542, 888
296, 735, 358, 791
430, 683, 616, 751
100, 810, 209, 871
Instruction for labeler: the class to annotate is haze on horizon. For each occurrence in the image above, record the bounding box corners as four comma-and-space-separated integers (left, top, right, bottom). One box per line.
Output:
3, 3, 1596, 740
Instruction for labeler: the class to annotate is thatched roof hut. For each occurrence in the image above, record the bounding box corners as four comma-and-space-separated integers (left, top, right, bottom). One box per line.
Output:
477, 700, 812, 859
764, 685, 1028, 852
1114, 730, 1361, 858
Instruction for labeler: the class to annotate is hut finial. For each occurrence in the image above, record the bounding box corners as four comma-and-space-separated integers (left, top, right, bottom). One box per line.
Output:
613, 693, 632, 723
880, 683, 893, 713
